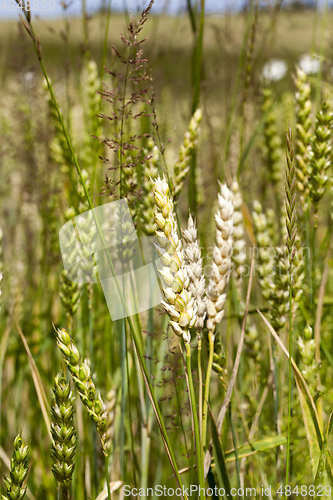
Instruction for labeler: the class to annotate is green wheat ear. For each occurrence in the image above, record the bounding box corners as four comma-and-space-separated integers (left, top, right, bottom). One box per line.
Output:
56, 328, 108, 454
285, 124, 297, 264
2, 434, 30, 500
308, 101, 333, 217
51, 372, 76, 497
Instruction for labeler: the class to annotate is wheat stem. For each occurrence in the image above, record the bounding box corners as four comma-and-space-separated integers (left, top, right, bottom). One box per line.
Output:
198, 337, 203, 439
105, 453, 111, 500
202, 332, 214, 448
185, 342, 205, 499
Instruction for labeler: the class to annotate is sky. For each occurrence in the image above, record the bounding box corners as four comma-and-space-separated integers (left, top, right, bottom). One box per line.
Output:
0, 0, 242, 19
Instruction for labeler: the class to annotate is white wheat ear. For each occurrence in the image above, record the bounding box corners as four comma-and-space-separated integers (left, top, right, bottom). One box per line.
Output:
153, 176, 197, 344
206, 182, 234, 337
181, 214, 206, 333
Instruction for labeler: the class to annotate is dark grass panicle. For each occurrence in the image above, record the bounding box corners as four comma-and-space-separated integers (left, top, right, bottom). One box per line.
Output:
97, 0, 156, 213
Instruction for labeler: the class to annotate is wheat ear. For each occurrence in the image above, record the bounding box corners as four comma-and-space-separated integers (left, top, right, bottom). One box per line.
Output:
51, 372, 76, 499
2, 434, 30, 500
56, 328, 108, 454
153, 176, 197, 344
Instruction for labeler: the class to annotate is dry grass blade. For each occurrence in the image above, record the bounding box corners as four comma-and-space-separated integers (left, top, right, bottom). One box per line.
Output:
204, 247, 255, 478
0, 445, 10, 469
12, 315, 51, 439
95, 480, 123, 500
242, 203, 256, 246
0, 321, 11, 365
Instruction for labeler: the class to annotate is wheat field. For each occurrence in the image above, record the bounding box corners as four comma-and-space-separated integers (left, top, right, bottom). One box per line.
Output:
1, 1, 333, 499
